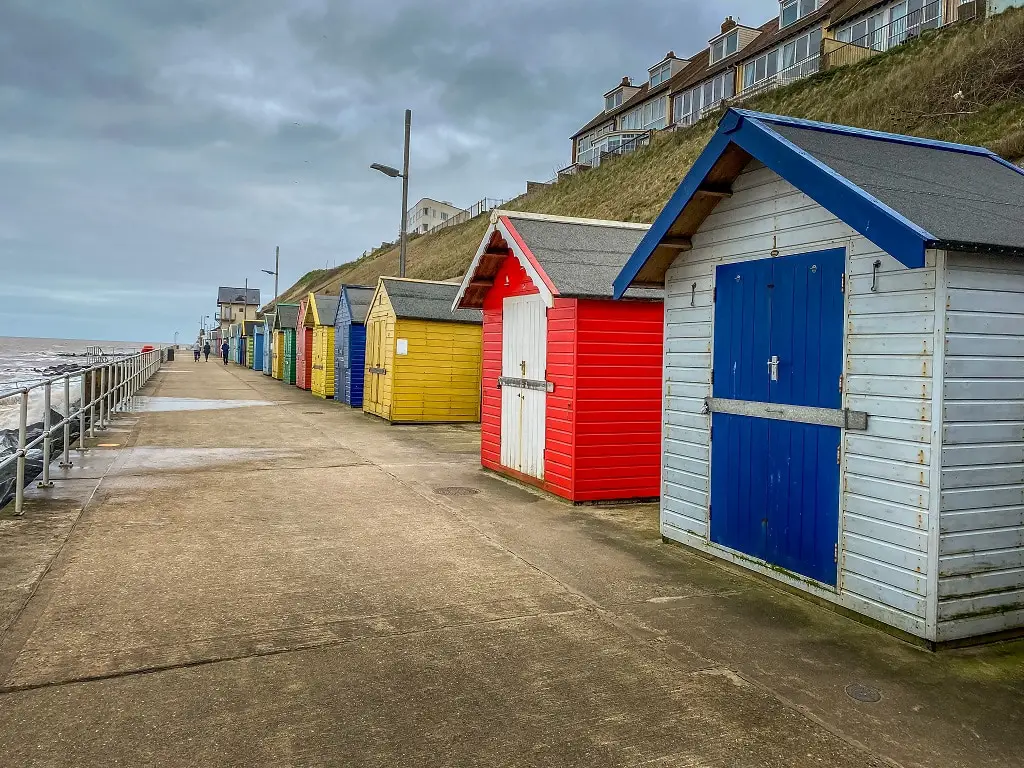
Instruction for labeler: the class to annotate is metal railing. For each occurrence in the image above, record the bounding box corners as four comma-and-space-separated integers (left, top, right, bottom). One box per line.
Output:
0, 347, 164, 516
420, 197, 511, 236
735, 53, 822, 100
821, 0, 970, 70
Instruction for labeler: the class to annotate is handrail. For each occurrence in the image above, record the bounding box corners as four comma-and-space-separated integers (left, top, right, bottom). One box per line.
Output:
0, 347, 165, 515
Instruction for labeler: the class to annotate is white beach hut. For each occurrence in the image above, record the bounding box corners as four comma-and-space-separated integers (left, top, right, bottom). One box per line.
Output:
614, 109, 1024, 645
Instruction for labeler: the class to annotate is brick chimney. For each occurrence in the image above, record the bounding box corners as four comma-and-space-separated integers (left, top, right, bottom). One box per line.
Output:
721, 16, 737, 34
620, 76, 632, 87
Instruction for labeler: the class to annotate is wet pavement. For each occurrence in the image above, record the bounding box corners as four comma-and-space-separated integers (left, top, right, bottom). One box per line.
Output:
0, 358, 1021, 767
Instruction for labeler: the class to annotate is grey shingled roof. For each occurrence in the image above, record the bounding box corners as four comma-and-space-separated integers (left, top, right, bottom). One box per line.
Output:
218, 287, 261, 305
313, 295, 339, 326
383, 279, 482, 324
510, 217, 663, 300
343, 285, 375, 324
770, 124, 1024, 252
276, 304, 299, 330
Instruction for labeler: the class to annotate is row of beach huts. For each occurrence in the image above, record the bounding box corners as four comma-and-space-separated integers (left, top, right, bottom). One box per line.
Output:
211, 111, 1024, 646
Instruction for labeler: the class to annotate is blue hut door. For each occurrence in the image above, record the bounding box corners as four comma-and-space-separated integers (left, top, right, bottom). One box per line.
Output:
709, 248, 845, 586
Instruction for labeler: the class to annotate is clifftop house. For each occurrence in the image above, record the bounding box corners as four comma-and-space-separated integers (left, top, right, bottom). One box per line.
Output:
216, 287, 261, 332
565, 0, 991, 172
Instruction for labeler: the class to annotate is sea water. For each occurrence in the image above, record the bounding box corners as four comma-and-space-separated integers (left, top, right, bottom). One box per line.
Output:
0, 336, 150, 429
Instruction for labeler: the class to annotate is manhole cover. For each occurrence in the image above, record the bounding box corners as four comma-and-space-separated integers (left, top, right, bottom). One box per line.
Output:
434, 486, 479, 497
845, 683, 881, 703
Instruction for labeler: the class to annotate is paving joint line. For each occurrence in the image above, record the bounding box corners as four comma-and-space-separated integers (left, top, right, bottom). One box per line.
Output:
0, 606, 588, 696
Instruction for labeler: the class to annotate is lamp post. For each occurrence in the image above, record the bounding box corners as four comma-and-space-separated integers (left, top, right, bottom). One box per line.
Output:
370, 108, 411, 278
261, 245, 280, 304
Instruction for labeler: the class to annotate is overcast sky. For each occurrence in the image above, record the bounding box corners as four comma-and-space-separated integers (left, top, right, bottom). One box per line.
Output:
0, 0, 775, 342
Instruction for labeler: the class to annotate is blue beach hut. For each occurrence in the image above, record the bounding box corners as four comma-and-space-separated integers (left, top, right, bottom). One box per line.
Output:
253, 322, 265, 372
333, 284, 374, 407
262, 313, 275, 375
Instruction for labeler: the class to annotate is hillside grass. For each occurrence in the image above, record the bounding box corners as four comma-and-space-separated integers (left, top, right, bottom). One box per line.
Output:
272, 8, 1024, 305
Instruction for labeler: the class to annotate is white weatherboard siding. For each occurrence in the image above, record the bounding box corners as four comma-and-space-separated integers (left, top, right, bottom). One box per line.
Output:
662, 160, 936, 638
937, 253, 1024, 640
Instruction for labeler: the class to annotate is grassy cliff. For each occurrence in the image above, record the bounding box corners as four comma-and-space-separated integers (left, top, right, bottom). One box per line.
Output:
272, 8, 1024, 306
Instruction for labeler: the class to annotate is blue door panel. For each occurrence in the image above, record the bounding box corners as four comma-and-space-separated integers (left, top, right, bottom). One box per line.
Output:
769, 248, 844, 409
765, 421, 841, 586
710, 412, 769, 561
710, 248, 845, 587
713, 259, 772, 402
349, 324, 366, 408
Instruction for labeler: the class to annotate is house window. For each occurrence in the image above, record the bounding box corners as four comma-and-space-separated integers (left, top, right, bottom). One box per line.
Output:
889, 0, 940, 46
711, 30, 739, 64
781, 27, 822, 74
605, 90, 624, 111
781, 0, 817, 27
649, 61, 672, 87
619, 95, 667, 131
837, 11, 885, 48
440, 212, 448, 221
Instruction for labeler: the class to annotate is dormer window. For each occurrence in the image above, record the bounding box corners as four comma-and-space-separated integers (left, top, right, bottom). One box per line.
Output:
710, 30, 739, 64
649, 61, 672, 87
605, 91, 624, 111
781, 0, 818, 28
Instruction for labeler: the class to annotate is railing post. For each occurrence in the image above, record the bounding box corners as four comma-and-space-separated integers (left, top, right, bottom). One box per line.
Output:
109, 362, 116, 416
98, 365, 107, 430
89, 370, 96, 439
79, 371, 88, 448
61, 374, 73, 468
38, 382, 54, 488
15, 389, 27, 516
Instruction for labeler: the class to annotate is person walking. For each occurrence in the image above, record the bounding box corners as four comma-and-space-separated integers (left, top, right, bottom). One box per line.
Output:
193, 341, 201, 362
203, 341, 211, 362
221, 341, 230, 365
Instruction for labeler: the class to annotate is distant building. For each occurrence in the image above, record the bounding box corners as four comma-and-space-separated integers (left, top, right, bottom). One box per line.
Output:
565, 0, 992, 172
216, 287, 261, 331
406, 198, 464, 235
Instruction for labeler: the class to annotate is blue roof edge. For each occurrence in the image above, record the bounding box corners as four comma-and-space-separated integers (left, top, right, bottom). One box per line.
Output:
613, 109, 943, 299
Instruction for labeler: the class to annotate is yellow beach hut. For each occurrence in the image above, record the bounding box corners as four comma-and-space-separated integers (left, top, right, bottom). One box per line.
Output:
306, 293, 340, 399
363, 278, 482, 424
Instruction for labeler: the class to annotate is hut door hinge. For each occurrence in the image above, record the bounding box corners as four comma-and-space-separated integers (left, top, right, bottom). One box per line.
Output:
840, 274, 846, 294
712, 286, 717, 303
838, 374, 843, 394
836, 445, 841, 465
834, 542, 838, 562
710, 368, 714, 386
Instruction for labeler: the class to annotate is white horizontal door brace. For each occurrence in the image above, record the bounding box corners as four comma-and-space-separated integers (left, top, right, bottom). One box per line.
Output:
704, 397, 868, 430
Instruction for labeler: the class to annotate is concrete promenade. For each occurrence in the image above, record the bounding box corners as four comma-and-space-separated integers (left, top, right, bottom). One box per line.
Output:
0, 358, 1021, 767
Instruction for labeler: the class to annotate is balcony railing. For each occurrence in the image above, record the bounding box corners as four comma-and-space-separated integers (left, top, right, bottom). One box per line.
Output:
735, 53, 821, 100
821, 0, 972, 70
574, 130, 653, 169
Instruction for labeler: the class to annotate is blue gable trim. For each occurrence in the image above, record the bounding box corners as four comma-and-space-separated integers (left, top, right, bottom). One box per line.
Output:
613, 128, 737, 299
613, 110, 945, 298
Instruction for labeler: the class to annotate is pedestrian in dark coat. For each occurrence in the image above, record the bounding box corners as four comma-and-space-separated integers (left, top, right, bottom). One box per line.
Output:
221, 342, 230, 365
203, 341, 211, 362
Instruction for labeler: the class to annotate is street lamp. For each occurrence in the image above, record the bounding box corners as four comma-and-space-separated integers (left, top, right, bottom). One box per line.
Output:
261, 246, 280, 304
370, 108, 411, 278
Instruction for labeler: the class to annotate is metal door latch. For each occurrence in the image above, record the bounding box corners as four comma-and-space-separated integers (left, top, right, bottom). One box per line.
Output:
767, 355, 780, 381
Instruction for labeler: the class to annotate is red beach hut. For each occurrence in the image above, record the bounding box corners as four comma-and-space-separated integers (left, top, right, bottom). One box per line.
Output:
453, 211, 664, 503
295, 295, 314, 391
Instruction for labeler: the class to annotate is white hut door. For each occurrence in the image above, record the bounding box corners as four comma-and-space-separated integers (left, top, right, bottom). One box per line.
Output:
501, 295, 547, 479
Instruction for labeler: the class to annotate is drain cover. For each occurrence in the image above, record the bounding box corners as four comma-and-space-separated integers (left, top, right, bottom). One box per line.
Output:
845, 683, 881, 703
434, 486, 479, 497
303, 411, 324, 415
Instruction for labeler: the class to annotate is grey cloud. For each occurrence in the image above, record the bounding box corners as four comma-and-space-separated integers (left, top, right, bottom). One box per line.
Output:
0, 0, 777, 341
